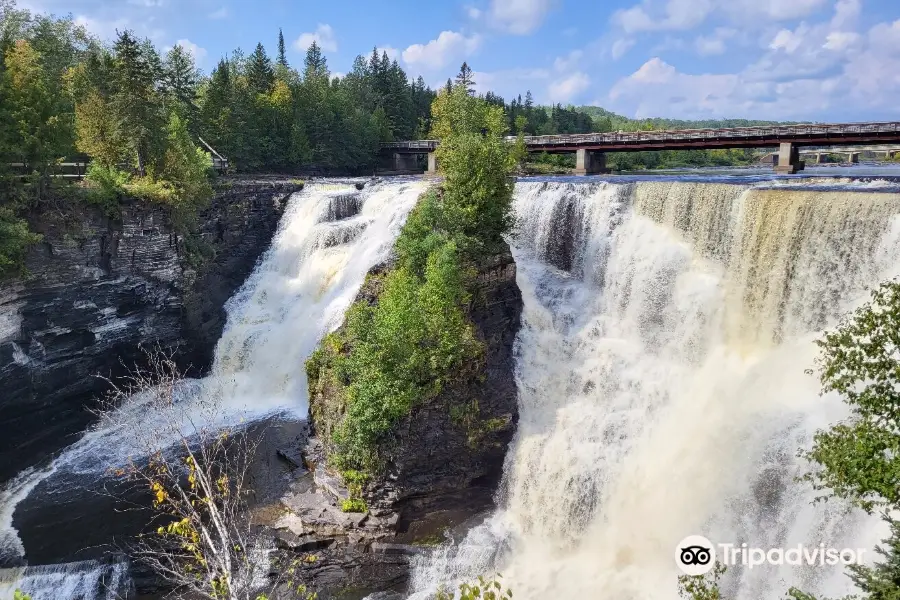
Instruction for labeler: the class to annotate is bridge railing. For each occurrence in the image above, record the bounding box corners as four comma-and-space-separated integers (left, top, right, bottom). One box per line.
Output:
382, 122, 900, 150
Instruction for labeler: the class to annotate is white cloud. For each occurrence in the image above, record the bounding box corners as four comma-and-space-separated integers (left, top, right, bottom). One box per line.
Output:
74, 15, 130, 41
614, 0, 714, 33
611, 37, 635, 59
553, 49, 583, 71
695, 27, 735, 56
128, 0, 164, 6
402, 30, 481, 70
769, 26, 808, 54
547, 71, 590, 103
377, 46, 399, 61
208, 6, 230, 19
613, 0, 827, 34
722, 0, 828, 21
467, 6, 482, 19
831, 0, 861, 28
823, 31, 860, 51
489, 0, 555, 35
294, 24, 337, 53
172, 39, 207, 64
869, 20, 900, 54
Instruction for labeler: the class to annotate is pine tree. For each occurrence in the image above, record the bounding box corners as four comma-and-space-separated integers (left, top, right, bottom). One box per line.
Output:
163, 44, 199, 128
113, 30, 163, 176
246, 42, 274, 94
277, 28, 288, 67
303, 41, 327, 80
454, 61, 475, 95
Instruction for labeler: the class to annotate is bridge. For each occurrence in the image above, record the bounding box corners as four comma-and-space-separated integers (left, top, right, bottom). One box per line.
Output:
759, 144, 900, 165
381, 121, 900, 175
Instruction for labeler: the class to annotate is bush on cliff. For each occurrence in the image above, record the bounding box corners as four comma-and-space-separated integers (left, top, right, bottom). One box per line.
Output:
306, 83, 519, 475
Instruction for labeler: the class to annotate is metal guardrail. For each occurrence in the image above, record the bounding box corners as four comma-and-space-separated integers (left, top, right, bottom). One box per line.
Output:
382, 121, 900, 151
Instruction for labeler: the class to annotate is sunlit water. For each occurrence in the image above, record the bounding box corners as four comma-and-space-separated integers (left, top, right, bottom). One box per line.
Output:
408, 175, 900, 600
0, 179, 425, 599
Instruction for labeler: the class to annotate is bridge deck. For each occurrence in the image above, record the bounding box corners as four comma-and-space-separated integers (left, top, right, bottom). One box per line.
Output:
382, 121, 900, 153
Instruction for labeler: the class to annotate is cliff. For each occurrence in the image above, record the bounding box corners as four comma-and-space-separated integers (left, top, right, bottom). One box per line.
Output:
0, 179, 302, 482
306, 249, 522, 530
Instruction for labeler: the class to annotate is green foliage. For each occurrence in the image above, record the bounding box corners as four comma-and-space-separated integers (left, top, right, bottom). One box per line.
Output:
340, 498, 367, 513
801, 280, 900, 513
793, 279, 900, 600
435, 576, 512, 600
678, 562, 726, 600
0, 205, 41, 278
13, 590, 31, 600
429, 84, 516, 257
307, 84, 517, 479
311, 235, 483, 472
845, 516, 900, 599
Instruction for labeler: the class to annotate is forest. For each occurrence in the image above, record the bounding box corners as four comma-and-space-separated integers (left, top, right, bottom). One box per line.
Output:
0, 0, 801, 275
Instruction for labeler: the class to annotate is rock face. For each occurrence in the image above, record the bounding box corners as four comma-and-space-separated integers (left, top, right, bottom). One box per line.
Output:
0, 179, 301, 483
308, 249, 523, 531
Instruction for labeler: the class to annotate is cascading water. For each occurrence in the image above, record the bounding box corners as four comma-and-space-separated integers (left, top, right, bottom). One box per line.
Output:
409, 179, 900, 600
0, 179, 425, 599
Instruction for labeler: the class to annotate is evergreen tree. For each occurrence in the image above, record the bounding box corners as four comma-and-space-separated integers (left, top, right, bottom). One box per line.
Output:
113, 29, 162, 176
454, 61, 475, 95
304, 41, 327, 80
2, 38, 72, 193
277, 28, 287, 67
246, 42, 274, 94
162, 43, 200, 129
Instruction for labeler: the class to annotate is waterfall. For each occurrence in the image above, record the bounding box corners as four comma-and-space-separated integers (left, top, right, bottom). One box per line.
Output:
0, 179, 425, 599
409, 179, 900, 600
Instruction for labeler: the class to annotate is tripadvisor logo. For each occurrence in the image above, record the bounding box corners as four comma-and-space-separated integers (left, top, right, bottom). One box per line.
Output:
675, 535, 867, 576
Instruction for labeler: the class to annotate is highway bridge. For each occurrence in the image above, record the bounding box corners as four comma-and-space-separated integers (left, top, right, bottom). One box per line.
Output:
381, 121, 900, 175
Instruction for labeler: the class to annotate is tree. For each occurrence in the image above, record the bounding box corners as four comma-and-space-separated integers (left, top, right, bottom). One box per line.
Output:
163, 43, 200, 128
246, 42, 274, 94
793, 279, 900, 600
454, 61, 475, 95
277, 28, 287, 67
303, 41, 327, 80
100, 349, 316, 600
429, 84, 516, 254
2, 39, 72, 194
113, 29, 162, 176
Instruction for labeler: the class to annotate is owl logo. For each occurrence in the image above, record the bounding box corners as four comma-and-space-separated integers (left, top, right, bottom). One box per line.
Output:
676, 535, 716, 575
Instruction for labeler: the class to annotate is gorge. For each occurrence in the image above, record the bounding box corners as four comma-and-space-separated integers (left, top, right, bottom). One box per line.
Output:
1, 173, 899, 599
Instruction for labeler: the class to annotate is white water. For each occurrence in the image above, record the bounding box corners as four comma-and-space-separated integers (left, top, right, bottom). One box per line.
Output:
0, 179, 425, 599
409, 180, 900, 600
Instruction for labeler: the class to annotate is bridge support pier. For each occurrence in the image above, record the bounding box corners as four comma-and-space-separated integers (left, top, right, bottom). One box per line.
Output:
393, 152, 419, 172
574, 149, 609, 175
848, 152, 860, 164
426, 152, 439, 175
815, 153, 825, 164
775, 142, 805, 174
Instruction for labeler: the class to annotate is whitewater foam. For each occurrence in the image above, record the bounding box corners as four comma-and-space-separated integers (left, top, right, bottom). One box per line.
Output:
409, 179, 900, 600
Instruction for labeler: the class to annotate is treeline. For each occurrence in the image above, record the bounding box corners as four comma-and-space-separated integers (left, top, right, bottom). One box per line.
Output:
200, 37, 435, 173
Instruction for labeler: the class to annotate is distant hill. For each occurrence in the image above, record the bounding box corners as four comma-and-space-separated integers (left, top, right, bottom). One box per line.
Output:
572, 105, 806, 130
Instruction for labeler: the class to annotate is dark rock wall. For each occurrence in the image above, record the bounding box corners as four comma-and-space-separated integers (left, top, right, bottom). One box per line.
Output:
0, 180, 301, 483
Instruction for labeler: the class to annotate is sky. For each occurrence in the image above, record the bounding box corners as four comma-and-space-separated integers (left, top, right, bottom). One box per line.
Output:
15, 0, 900, 122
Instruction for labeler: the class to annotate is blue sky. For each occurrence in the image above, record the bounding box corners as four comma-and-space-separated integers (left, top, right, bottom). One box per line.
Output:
18, 0, 900, 121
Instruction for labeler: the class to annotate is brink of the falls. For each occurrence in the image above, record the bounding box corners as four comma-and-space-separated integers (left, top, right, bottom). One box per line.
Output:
409, 179, 900, 600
